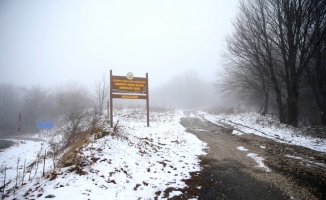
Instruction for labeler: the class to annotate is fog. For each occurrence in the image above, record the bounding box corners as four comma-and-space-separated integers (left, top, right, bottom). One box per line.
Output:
0, 0, 323, 139
151, 70, 214, 108
0, 0, 242, 135
0, 0, 238, 89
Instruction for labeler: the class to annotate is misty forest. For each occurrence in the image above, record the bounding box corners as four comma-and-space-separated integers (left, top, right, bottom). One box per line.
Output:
1, 0, 325, 136
0, 71, 216, 135
1, 0, 326, 199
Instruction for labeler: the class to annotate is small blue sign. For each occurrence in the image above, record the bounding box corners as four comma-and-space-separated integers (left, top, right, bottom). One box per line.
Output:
37, 121, 54, 129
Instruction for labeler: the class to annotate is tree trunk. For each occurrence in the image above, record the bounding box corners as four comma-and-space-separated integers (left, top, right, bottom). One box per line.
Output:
287, 89, 299, 127
266, 54, 286, 123
321, 108, 326, 126
320, 93, 326, 125
260, 89, 269, 116
276, 93, 286, 123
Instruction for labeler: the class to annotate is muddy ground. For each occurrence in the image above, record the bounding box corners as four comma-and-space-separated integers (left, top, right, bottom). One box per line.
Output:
165, 115, 326, 200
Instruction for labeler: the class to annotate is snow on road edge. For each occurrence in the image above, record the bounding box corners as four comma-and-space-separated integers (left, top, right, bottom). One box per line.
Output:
198, 111, 326, 153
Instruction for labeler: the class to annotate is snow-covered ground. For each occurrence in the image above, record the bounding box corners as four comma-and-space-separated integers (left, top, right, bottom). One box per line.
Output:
0, 140, 48, 186
0, 109, 207, 199
2, 110, 325, 199
198, 111, 326, 153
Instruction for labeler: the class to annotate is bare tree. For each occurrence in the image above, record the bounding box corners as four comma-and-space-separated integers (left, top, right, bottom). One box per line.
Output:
93, 73, 110, 115
55, 84, 91, 147
270, 0, 326, 126
306, 35, 326, 125
217, 0, 276, 117
219, 0, 326, 126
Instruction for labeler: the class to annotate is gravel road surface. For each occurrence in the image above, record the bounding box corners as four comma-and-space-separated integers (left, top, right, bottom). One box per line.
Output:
171, 113, 326, 200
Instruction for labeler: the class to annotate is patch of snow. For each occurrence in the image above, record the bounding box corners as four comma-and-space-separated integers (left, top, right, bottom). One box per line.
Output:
196, 114, 207, 123
306, 160, 326, 168
286, 154, 326, 168
260, 146, 266, 149
169, 191, 183, 198
232, 130, 243, 135
285, 155, 303, 160
191, 129, 207, 132
237, 146, 248, 152
189, 113, 196, 118
247, 153, 271, 172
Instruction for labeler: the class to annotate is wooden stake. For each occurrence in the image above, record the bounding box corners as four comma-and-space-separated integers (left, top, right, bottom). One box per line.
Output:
43, 150, 46, 177
110, 70, 113, 128
21, 159, 26, 186
2, 166, 6, 198
15, 158, 19, 188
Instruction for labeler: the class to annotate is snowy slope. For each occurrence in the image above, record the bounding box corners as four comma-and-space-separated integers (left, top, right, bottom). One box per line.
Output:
1, 110, 207, 200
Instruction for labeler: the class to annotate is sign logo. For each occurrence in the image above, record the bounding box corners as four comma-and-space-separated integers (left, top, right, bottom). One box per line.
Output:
126, 72, 134, 80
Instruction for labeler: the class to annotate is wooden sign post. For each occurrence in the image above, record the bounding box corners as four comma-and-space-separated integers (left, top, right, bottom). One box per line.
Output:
110, 70, 149, 127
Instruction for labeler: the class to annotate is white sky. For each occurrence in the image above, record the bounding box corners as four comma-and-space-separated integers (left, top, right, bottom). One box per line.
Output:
0, 0, 239, 88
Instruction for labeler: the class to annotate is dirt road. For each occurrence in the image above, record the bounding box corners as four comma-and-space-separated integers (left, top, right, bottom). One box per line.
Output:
173, 114, 326, 200
0, 140, 15, 150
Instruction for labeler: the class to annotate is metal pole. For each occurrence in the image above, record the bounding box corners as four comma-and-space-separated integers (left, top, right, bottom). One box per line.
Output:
146, 73, 149, 127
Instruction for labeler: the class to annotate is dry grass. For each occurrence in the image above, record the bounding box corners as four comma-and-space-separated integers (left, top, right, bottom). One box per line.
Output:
58, 127, 103, 168
57, 121, 125, 171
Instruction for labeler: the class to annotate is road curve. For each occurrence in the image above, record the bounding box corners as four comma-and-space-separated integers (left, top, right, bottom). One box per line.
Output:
179, 113, 325, 200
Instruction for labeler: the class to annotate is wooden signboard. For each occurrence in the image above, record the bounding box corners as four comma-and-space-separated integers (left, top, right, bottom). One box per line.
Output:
110, 70, 149, 127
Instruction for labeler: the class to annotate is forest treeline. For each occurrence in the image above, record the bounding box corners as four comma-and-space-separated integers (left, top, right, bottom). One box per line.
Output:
0, 71, 222, 135
0, 83, 94, 135
0, 74, 112, 136
0, 71, 216, 135
217, 0, 326, 126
